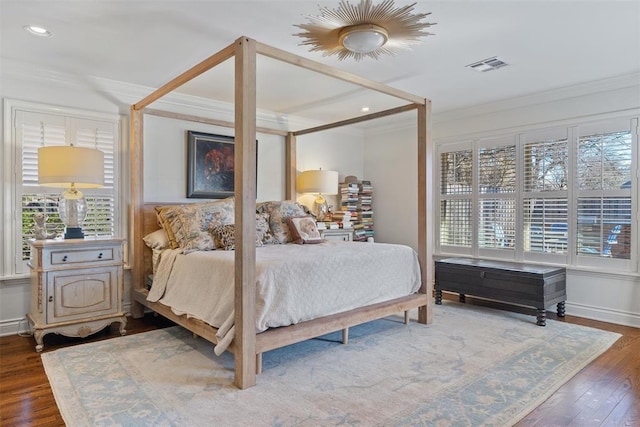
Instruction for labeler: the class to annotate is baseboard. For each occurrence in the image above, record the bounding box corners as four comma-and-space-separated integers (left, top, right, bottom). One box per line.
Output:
565, 302, 640, 328
438, 291, 640, 329
0, 316, 32, 337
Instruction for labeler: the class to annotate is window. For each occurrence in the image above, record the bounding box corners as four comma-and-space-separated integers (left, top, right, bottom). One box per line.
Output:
439, 148, 472, 249
522, 131, 569, 256
436, 116, 638, 272
4, 100, 121, 276
477, 144, 516, 251
576, 124, 633, 260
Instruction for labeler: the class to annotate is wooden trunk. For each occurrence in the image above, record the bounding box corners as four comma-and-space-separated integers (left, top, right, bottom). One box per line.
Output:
435, 257, 566, 326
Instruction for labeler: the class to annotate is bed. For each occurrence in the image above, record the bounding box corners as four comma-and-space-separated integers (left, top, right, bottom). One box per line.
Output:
130, 36, 433, 389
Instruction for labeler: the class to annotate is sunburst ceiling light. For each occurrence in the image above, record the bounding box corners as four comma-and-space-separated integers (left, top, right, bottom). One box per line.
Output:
294, 0, 436, 61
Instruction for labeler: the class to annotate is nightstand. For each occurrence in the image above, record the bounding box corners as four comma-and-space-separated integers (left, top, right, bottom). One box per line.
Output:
26, 238, 127, 352
320, 228, 353, 241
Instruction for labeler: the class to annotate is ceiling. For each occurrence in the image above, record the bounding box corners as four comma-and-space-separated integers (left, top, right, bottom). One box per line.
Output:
2, 1, 639, 125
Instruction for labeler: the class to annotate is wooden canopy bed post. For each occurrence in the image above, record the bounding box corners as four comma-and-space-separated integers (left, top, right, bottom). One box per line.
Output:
285, 132, 297, 200
128, 35, 433, 390
129, 107, 145, 319
417, 101, 432, 324
233, 36, 258, 389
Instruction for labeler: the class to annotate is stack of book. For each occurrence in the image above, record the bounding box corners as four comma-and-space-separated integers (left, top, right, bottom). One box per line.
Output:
337, 179, 374, 241
332, 210, 352, 229
358, 180, 374, 241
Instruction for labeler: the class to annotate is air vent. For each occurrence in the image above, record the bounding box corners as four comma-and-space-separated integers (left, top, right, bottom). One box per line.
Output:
466, 56, 508, 72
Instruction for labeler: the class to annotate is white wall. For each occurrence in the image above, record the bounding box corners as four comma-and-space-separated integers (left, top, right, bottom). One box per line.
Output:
365, 73, 640, 328
0, 66, 364, 336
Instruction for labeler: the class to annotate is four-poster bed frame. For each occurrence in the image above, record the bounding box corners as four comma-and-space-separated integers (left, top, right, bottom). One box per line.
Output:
129, 36, 433, 389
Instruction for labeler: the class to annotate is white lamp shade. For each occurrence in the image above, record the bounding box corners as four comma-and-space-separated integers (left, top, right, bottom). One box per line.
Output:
38, 146, 104, 188
297, 170, 339, 195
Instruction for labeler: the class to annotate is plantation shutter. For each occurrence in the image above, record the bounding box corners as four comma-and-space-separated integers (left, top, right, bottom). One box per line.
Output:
521, 133, 569, 255
576, 126, 632, 259
439, 149, 473, 248
477, 145, 516, 250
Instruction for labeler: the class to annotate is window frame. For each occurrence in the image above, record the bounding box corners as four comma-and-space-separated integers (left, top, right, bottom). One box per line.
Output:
2, 99, 124, 278
435, 114, 639, 274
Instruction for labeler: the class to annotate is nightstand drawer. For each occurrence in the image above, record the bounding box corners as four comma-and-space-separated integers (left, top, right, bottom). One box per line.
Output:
50, 247, 116, 265
321, 229, 353, 241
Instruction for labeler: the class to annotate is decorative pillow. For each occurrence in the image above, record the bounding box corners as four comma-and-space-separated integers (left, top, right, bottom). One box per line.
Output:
210, 224, 263, 251
259, 201, 310, 243
255, 212, 276, 245
155, 205, 184, 249
156, 198, 235, 253
287, 216, 323, 244
142, 229, 170, 250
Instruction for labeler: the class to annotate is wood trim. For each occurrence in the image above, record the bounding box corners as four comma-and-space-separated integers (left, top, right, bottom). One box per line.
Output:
417, 102, 432, 324
255, 41, 425, 105
132, 289, 221, 345
285, 132, 297, 199
233, 36, 258, 389
293, 104, 418, 136
143, 108, 288, 137
133, 42, 236, 110
129, 107, 145, 319
256, 294, 429, 353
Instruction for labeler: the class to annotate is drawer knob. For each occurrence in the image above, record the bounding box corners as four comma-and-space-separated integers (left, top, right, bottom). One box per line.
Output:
48, 296, 53, 302
98, 253, 103, 259
62, 255, 68, 262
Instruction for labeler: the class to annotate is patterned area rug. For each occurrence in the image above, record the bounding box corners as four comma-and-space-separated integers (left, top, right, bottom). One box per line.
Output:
42, 302, 620, 426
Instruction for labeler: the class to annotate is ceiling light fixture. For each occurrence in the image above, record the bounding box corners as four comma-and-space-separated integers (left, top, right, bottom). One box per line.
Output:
24, 25, 53, 37
294, 0, 436, 61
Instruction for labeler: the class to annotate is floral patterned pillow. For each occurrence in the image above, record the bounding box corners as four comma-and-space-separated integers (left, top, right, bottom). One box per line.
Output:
262, 201, 310, 244
155, 205, 184, 249
155, 198, 235, 253
256, 212, 276, 244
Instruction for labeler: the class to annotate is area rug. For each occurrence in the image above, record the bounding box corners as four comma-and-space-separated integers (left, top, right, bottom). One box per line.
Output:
42, 302, 620, 427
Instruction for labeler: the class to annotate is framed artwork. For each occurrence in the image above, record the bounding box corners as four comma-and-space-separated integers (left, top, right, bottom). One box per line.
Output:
187, 131, 237, 198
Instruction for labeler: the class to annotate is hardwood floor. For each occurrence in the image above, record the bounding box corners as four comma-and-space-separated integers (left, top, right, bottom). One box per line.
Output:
0, 301, 638, 427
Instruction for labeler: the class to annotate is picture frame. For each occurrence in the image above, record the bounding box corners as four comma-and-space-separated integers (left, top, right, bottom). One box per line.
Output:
187, 131, 257, 199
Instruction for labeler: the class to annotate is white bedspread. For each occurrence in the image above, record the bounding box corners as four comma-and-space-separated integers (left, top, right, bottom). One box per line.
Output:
148, 241, 421, 354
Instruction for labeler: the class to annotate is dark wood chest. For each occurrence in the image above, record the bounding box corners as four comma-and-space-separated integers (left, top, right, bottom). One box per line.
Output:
434, 257, 567, 325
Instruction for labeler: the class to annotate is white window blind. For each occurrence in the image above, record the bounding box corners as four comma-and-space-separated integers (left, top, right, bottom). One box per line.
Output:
477, 145, 516, 251
478, 198, 515, 249
440, 199, 472, 246
15, 108, 119, 270
478, 146, 516, 193
522, 135, 569, 254
576, 127, 632, 259
439, 149, 472, 248
523, 198, 568, 253
440, 150, 472, 195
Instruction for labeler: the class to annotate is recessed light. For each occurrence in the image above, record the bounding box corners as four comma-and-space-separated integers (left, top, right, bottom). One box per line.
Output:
361, 107, 370, 112
24, 25, 53, 37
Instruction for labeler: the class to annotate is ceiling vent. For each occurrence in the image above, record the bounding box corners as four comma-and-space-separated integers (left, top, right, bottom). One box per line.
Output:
466, 56, 508, 72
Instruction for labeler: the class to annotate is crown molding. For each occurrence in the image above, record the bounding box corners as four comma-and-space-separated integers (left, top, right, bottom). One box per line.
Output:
433, 72, 640, 124
1, 58, 363, 137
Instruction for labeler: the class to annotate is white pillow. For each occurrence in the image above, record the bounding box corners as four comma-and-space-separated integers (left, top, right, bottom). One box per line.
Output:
143, 229, 170, 250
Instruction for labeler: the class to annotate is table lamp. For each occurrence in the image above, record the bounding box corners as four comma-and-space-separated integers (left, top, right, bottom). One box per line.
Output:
38, 145, 104, 239
297, 169, 339, 221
